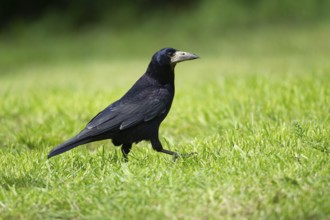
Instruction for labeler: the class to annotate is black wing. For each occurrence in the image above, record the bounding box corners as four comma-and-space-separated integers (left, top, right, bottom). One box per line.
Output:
77, 87, 172, 138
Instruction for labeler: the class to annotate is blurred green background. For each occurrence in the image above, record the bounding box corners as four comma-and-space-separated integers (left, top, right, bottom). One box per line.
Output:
1, 0, 330, 74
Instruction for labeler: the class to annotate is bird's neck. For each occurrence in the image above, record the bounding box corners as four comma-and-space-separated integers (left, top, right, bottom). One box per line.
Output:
146, 62, 175, 85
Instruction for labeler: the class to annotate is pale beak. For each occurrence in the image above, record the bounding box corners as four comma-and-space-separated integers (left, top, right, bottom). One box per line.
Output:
171, 50, 199, 64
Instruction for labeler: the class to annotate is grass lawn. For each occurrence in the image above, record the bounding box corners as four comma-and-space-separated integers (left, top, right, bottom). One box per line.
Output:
0, 24, 329, 219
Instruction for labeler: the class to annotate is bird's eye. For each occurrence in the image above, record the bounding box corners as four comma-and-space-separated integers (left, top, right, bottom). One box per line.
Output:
167, 52, 174, 57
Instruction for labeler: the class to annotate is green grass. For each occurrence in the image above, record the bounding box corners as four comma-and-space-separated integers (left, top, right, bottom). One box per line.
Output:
1, 24, 330, 219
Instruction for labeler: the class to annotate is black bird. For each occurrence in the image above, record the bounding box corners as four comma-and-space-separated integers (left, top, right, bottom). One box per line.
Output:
48, 48, 199, 160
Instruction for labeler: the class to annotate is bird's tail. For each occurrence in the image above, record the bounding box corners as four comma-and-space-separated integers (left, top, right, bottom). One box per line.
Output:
48, 136, 92, 159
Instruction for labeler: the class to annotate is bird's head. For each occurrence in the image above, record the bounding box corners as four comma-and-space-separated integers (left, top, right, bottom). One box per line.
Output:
152, 48, 199, 66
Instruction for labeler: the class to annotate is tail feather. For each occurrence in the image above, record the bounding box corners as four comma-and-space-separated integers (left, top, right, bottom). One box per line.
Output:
48, 136, 91, 159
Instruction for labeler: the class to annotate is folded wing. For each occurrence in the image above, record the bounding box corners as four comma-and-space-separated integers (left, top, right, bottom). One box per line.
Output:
77, 87, 172, 139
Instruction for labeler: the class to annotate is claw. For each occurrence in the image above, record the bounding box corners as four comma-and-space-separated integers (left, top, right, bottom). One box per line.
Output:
173, 153, 179, 162
173, 152, 197, 161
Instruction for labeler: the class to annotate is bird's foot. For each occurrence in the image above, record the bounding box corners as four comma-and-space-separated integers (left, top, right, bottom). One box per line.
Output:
173, 153, 179, 162
173, 152, 197, 161
121, 154, 129, 163
159, 149, 196, 162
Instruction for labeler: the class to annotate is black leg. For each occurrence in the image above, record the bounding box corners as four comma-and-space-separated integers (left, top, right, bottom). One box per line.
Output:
121, 144, 132, 161
151, 138, 179, 161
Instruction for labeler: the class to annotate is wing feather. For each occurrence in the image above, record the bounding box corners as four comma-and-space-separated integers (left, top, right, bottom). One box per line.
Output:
78, 87, 172, 138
